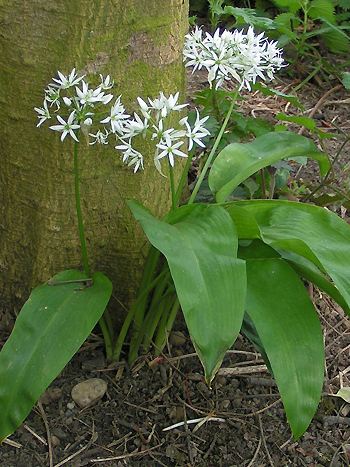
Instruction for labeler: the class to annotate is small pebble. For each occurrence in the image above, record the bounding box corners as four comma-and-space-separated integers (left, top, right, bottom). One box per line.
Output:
67, 402, 75, 410
71, 378, 107, 408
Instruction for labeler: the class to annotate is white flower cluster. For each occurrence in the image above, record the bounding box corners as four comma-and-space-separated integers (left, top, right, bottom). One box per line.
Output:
114, 92, 210, 173
35, 70, 210, 173
35, 69, 124, 143
183, 26, 285, 90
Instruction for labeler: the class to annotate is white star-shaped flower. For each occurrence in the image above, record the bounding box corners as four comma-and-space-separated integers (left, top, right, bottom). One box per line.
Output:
180, 111, 210, 150
155, 139, 187, 167
89, 128, 110, 145
50, 111, 80, 142
34, 100, 51, 127
101, 96, 130, 134
52, 68, 84, 89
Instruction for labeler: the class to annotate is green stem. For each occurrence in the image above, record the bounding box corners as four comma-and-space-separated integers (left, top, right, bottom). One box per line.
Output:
98, 317, 113, 360
73, 140, 114, 359
154, 297, 179, 355
141, 275, 173, 350
188, 98, 236, 204
168, 162, 176, 211
73, 140, 90, 277
211, 85, 221, 122
293, 63, 321, 92
112, 262, 166, 362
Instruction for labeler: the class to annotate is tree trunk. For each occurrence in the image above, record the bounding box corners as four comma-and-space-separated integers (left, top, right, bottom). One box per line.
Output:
0, 0, 188, 324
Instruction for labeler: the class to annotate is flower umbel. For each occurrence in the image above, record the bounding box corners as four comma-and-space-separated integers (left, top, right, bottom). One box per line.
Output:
35, 68, 128, 145
183, 26, 285, 90
114, 92, 210, 173
35, 70, 210, 174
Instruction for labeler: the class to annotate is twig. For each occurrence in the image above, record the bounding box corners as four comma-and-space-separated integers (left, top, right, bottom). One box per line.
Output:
90, 442, 164, 462
258, 414, 274, 467
167, 349, 260, 363
162, 416, 226, 432
38, 401, 53, 467
247, 437, 262, 467
54, 425, 97, 467
237, 398, 282, 417
218, 364, 268, 376
2, 438, 22, 448
183, 404, 194, 465
24, 423, 47, 445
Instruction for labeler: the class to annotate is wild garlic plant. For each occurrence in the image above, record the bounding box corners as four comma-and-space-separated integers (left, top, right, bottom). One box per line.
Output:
182, 26, 286, 202
119, 28, 350, 441
35, 67, 212, 364
113, 27, 287, 365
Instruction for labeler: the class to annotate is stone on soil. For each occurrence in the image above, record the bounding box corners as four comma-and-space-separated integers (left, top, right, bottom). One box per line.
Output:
71, 378, 107, 408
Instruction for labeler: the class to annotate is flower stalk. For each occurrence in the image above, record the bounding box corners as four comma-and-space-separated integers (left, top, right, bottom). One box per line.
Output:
73, 139, 90, 277
188, 97, 236, 204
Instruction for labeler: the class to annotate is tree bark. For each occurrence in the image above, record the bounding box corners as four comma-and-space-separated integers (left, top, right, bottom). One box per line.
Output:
0, 0, 188, 324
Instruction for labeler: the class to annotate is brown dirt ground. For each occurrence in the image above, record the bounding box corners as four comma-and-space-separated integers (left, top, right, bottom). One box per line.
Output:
1, 71, 350, 466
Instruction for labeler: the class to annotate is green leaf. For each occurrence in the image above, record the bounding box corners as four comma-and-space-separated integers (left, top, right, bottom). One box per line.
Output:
273, 12, 301, 37
322, 30, 350, 53
209, 132, 330, 203
226, 200, 350, 316
338, 0, 350, 10
245, 258, 324, 438
342, 72, 350, 90
128, 201, 246, 383
223, 6, 276, 29
271, 0, 302, 14
0, 270, 112, 440
309, 0, 335, 22
317, 19, 350, 53
281, 250, 350, 314
276, 113, 317, 130
241, 313, 271, 371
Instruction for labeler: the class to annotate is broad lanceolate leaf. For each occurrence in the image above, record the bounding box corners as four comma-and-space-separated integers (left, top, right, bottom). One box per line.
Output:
280, 250, 350, 315
227, 200, 350, 316
128, 201, 246, 383
245, 258, 324, 438
209, 132, 330, 203
0, 270, 112, 440
238, 239, 350, 315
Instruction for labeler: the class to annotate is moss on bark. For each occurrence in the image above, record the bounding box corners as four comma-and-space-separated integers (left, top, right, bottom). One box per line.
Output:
0, 0, 189, 322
